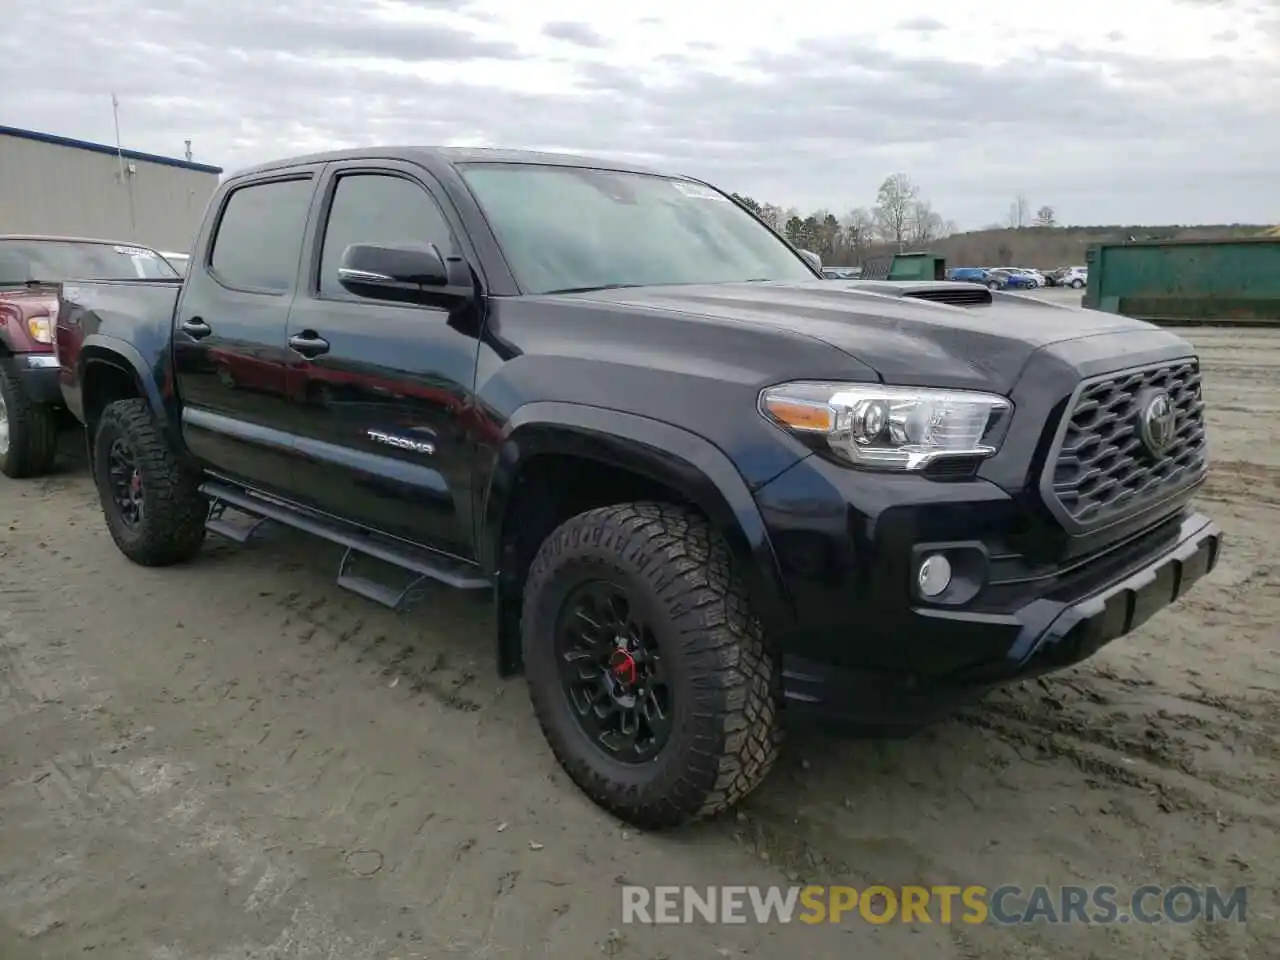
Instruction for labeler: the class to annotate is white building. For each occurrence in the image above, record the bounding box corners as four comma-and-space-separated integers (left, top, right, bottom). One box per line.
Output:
0, 124, 223, 252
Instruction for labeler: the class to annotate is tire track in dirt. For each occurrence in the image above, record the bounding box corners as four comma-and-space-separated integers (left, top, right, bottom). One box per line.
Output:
1200, 461, 1280, 508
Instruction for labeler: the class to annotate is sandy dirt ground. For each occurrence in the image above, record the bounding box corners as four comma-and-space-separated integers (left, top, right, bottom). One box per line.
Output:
1, 325, 1276, 959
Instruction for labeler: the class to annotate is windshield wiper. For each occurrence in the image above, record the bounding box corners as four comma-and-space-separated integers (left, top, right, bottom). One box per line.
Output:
543, 282, 650, 295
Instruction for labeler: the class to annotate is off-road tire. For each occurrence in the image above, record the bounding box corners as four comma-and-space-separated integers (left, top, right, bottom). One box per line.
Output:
522, 502, 782, 829
93, 398, 208, 566
0, 360, 59, 478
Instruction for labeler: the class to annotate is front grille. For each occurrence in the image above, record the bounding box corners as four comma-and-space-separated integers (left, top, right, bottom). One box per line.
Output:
1042, 359, 1206, 531
905, 286, 992, 307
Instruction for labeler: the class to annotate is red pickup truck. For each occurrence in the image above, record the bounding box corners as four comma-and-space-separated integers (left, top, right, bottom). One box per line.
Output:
0, 235, 179, 476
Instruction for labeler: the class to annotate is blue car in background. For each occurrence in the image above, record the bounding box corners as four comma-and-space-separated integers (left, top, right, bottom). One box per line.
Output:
945, 266, 1004, 289
985, 268, 1038, 290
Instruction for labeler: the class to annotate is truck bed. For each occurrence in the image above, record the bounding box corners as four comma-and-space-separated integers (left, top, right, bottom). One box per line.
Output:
54, 277, 184, 424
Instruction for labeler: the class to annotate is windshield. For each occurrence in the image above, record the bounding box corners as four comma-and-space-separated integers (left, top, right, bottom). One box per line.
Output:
459, 163, 816, 294
0, 239, 180, 285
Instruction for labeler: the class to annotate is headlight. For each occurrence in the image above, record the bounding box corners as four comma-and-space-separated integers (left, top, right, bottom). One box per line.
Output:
759, 381, 1012, 471
26, 315, 52, 344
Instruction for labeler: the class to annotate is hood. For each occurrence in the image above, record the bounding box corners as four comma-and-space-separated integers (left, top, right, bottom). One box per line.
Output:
563, 279, 1152, 394
0, 284, 58, 317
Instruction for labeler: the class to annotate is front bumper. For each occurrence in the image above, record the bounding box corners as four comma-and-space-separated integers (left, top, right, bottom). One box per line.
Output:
8, 353, 62, 405
779, 512, 1221, 729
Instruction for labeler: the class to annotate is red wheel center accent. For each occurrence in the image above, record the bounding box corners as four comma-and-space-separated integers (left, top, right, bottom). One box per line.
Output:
131, 472, 142, 494
610, 649, 637, 686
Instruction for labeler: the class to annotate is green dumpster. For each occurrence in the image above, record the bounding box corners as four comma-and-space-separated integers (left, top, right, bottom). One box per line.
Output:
1084, 237, 1280, 323
858, 252, 947, 282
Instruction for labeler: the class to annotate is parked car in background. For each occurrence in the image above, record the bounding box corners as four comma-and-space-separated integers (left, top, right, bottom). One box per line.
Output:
986, 268, 1038, 290
160, 251, 191, 276
822, 266, 860, 279
1060, 266, 1088, 289
946, 267, 1004, 289
1006, 267, 1046, 287
0, 234, 179, 477
1043, 268, 1064, 287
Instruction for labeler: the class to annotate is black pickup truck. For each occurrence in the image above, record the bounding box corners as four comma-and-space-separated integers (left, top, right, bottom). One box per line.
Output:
52, 147, 1221, 828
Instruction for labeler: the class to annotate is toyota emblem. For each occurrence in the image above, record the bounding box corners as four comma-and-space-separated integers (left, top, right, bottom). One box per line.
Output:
1139, 391, 1176, 456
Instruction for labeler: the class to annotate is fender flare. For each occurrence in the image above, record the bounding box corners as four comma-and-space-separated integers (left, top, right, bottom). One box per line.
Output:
479, 401, 795, 635
77, 334, 178, 447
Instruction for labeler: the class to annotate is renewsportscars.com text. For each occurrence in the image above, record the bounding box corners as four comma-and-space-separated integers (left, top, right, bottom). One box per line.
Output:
621, 884, 1248, 926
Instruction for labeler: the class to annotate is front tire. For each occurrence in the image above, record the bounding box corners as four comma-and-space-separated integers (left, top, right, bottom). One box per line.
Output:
92, 398, 208, 566
0, 361, 59, 478
522, 502, 782, 829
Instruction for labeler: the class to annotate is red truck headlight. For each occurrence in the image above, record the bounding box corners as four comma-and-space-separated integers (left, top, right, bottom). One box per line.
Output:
27, 315, 53, 344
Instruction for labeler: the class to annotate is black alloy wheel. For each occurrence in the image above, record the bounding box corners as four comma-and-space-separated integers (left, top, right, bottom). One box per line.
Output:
107, 436, 145, 526
555, 579, 672, 763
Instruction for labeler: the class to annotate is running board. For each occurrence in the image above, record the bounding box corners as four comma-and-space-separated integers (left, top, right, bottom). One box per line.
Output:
200, 481, 491, 606
206, 501, 273, 543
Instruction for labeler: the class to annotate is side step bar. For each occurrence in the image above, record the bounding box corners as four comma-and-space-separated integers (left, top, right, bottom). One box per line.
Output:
201, 480, 490, 610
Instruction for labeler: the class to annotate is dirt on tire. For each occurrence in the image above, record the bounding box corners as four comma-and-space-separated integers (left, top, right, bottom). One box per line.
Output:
521, 502, 781, 829
0, 359, 59, 479
92, 398, 207, 566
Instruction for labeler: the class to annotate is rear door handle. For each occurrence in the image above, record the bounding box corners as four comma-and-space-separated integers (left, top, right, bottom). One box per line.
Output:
181, 317, 212, 339
288, 332, 330, 357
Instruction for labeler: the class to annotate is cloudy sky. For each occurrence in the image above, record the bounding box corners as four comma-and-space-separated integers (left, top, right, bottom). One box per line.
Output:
3, 0, 1277, 228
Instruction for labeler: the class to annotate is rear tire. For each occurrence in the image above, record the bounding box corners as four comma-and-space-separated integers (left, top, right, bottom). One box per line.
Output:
0, 361, 59, 478
1071, 278, 1085, 289
522, 502, 782, 829
92, 398, 208, 566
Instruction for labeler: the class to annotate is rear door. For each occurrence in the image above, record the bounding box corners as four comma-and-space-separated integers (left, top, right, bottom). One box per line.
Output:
173, 170, 319, 487
279, 162, 481, 558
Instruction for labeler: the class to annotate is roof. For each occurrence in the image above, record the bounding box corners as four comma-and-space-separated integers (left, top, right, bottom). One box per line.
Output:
232, 145, 664, 180
0, 234, 164, 251
0, 124, 223, 175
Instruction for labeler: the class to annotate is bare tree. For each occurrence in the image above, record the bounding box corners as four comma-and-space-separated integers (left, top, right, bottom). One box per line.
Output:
908, 199, 947, 246
1007, 194, 1030, 229
1035, 205, 1056, 227
758, 203, 783, 231
874, 174, 919, 247
842, 207, 874, 262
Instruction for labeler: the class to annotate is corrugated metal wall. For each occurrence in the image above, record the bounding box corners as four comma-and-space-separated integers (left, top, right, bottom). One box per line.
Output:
0, 133, 219, 251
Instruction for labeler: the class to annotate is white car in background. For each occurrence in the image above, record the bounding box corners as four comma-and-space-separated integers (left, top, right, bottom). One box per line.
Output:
1060, 266, 1088, 289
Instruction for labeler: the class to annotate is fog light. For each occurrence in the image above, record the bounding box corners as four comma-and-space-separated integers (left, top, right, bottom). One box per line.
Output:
917, 554, 952, 597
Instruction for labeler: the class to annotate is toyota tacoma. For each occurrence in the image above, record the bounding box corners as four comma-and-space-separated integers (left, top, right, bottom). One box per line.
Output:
52, 148, 1221, 828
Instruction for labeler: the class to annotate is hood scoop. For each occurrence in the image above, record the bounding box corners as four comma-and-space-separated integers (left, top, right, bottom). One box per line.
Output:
838, 279, 993, 308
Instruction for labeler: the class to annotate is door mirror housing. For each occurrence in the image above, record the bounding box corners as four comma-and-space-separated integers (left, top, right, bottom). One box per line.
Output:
337, 243, 471, 305
798, 249, 822, 273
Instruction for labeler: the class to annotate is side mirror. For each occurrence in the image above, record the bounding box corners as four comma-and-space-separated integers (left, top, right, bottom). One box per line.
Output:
798, 249, 822, 272
338, 243, 465, 305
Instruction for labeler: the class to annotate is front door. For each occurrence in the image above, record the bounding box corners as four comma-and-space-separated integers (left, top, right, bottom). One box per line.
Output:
280, 164, 481, 558
173, 172, 318, 488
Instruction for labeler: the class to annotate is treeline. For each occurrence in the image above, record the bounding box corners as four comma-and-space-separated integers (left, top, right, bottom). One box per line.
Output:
730, 175, 1273, 269
731, 174, 956, 268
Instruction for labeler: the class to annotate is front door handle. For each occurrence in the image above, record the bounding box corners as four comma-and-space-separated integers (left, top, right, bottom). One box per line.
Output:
181, 317, 212, 339
288, 332, 330, 357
